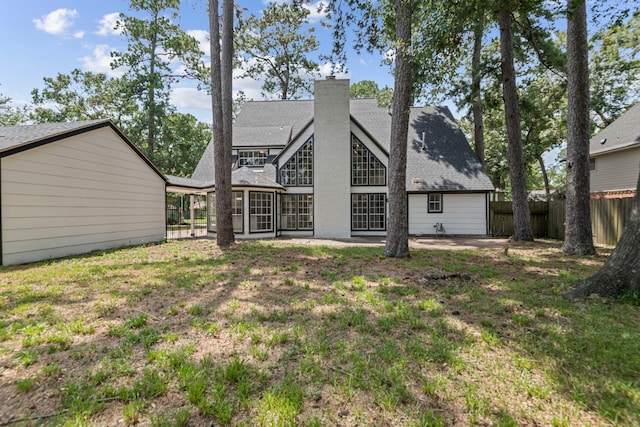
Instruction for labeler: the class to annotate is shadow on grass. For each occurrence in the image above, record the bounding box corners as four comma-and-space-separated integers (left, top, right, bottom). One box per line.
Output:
0, 239, 637, 425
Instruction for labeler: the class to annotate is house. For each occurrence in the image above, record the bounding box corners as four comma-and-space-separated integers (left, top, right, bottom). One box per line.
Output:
590, 102, 640, 199
166, 78, 494, 239
0, 120, 167, 265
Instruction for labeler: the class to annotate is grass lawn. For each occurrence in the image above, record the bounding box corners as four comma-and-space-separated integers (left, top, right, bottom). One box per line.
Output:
0, 239, 638, 426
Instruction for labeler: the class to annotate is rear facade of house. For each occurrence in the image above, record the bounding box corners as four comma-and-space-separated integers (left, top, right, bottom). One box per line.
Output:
168, 78, 494, 240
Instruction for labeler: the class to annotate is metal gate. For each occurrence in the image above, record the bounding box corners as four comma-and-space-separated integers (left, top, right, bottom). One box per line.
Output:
166, 193, 207, 239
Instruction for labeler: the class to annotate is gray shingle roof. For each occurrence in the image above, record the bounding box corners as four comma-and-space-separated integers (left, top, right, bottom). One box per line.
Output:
590, 103, 640, 156
0, 119, 107, 153
0, 119, 166, 181
184, 98, 493, 192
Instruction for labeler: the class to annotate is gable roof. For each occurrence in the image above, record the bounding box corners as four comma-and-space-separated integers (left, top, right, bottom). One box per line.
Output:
188, 98, 493, 192
0, 119, 166, 181
590, 103, 640, 157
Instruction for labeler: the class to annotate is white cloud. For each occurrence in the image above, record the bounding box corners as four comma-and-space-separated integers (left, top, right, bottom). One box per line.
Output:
171, 87, 211, 110
302, 1, 328, 23
95, 12, 122, 36
33, 8, 78, 35
80, 44, 122, 76
318, 63, 351, 80
187, 29, 210, 57
73, 31, 85, 39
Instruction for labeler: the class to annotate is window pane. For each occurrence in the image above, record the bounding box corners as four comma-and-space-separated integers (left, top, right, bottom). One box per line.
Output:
280, 195, 298, 230
351, 194, 368, 230
298, 195, 313, 230
238, 149, 268, 167
352, 134, 386, 186
250, 192, 273, 232
352, 136, 368, 185
368, 194, 386, 230
297, 140, 313, 185
428, 194, 442, 213
232, 191, 243, 232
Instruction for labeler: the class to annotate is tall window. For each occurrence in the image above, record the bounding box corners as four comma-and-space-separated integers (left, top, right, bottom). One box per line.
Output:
238, 149, 268, 167
280, 194, 313, 230
351, 193, 386, 231
209, 192, 244, 233
250, 192, 273, 232
428, 193, 442, 213
351, 134, 386, 186
279, 137, 313, 186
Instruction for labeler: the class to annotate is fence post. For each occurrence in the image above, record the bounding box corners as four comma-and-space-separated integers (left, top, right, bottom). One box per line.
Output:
190, 194, 195, 237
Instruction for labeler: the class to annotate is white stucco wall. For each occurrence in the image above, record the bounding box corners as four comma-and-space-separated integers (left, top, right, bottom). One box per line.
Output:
313, 78, 351, 238
408, 193, 488, 235
1, 126, 166, 265
590, 147, 640, 193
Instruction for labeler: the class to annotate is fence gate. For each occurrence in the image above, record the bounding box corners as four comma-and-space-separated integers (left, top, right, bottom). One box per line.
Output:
166, 193, 207, 239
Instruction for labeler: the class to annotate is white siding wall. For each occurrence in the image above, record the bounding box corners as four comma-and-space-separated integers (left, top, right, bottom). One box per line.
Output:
590, 148, 640, 192
408, 193, 488, 235
1, 127, 166, 265
313, 78, 351, 238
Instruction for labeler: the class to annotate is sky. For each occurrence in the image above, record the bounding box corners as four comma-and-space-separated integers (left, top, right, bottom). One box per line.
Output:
0, 0, 396, 123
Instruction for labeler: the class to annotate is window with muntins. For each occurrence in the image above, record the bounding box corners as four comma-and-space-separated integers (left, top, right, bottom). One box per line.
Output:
351, 193, 386, 231
238, 149, 268, 167
209, 192, 244, 233
279, 137, 313, 186
280, 194, 313, 230
428, 193, 442, 213
250, 192, 273, 232
351, 134, 386, 186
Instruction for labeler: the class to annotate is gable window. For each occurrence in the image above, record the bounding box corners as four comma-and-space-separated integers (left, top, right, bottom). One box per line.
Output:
279, 137, 313, 186
352, 134, 386, 186
352, 193, 386, 231
428, 193, 443, 213
280, 194, 313, 230
209, 191, 243, 233
249, 192, 273, 232
238, 149, 268, 167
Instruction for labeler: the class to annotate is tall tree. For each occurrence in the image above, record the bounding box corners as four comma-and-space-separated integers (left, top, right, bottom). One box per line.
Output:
350, 80, 394, 107
236, 2, 320, 100
498, 6, 533, 241
0, 91, 29, 126
112, 0, 206, 161
209, 0, 235, 247
384, 0, 413, 258
562, 0, 596, 255
565, 168, 640, 299
471, 8, 486, 165
30, 69, 137, 127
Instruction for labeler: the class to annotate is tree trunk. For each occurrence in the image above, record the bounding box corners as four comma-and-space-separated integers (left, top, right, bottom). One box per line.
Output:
384, 0, 412, 258
562, 0, 596, 255
471, 13, 485, 165
147, 17, 158, 161
565, 168, 640, 299
209, 0, 234, 247
498, 8, 533, 241
538, 154, 551, 202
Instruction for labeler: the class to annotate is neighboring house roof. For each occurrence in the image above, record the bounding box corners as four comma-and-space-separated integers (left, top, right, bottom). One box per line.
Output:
0, 119, 166, 181
590, 103, 640, 157
187, 98, 493, 193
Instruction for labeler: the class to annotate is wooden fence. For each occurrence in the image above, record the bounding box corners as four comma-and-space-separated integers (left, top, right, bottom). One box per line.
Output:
490, 198, 634, 246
